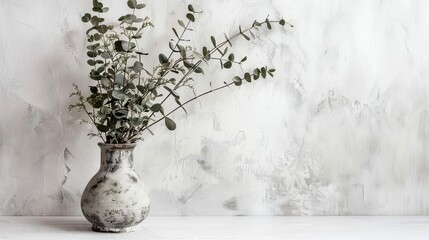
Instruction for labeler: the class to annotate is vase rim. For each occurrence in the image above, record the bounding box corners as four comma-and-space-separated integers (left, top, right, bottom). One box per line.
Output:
98, 142, 137, 149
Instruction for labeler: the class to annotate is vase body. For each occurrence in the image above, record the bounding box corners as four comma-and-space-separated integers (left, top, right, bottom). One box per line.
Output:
81, 143, 150, 232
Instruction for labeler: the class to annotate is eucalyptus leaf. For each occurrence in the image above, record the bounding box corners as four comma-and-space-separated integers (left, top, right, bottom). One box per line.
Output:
113, 109, 128, 119
266, 19, 272, 29
163, 86, 180, 99
136, 3, 146, 9
101, 78, 112, 88
164, 117, 176, 131
81, 13, 91, 23
159, 54, 168, 64
133, 61, 143, 72
178, 20, 186, 28
228, 54, 235, 61
112, 90, 126, 100
127, 0, 137, 9
130, 117, 143, 127
223, 61, 232, 69
97, 124, 109, 132
244, 73, 251, 82
261, 67, 267, 78
115, 74, 126, 86
188, 4, 195, 12
186, 13, 195, 22
210, 36, 216, 46
150, 103, 163, 112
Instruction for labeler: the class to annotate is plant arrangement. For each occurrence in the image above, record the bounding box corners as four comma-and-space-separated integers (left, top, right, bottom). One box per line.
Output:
69, 0, 292, 144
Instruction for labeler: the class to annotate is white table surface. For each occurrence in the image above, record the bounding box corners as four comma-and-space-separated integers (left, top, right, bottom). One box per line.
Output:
0, 216, 428, 240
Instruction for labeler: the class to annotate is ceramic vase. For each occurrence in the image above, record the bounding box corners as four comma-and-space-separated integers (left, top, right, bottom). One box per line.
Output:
81, 143, 150, 232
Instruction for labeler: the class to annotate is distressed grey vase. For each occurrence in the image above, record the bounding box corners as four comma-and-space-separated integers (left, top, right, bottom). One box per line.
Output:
81, 143, 150, 233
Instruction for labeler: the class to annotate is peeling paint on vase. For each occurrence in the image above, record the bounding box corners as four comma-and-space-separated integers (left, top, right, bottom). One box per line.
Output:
81, 143, 150, 232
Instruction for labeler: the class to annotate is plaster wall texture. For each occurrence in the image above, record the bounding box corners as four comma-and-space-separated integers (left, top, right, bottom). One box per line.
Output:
1, 0, 429, 215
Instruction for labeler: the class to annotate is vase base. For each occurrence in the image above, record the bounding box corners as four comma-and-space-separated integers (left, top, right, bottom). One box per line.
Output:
92, 224, 138, 233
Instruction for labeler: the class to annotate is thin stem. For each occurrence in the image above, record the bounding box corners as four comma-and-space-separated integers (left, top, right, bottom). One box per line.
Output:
168, 21, 191, 61
82, 105, 106, 143
141, 81, 235, 131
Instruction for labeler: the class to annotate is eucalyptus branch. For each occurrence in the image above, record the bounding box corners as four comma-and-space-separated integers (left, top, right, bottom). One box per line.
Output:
71, 0, 290, 143
141, 18, 278, 132
142, 81, 235, 131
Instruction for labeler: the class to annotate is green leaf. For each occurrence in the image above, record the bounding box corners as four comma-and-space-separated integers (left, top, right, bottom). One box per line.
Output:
137, 85, 146, 94
127, 0, 137, 9
90, 86, 98, 94
253, 68, 260, 80
121, 41, 136, 51
240, 56, 247, 62
233, 76, 242, 86
81, 13, 91, 23
87, 51, 96, 58
242, 33, 250, 41
164, 117, 176, 131
96, 25, 108, 34
87, 59, 96, 66
202, 46, 209, 60
107, 119, 117, 130
97, 124, 109, 132
223, 61, 232, 69
130, 117, 143, 127
178, 45, 186, 58
175, 98, 188, 115
87, 43, 100, 51
222, 47, 228, 56
183, 60, 193, 69
101, 78, 112, 88
228, 53, 235, 61
136, 3, 146, 9
158, 53, 168, 64
210, 36, 216, 46
93, 33, 102, 41
186, 13, 195, 22
172, 28, 179, 39
133, 61, 143, 72
253, 20, 262, 27
239, 25, 250, 41
113, 109, 128, 119
133, 18, 144, 23
163, 86, 180, 99
150, 103, 163, 113
234, 78, 242, 86
244, 73, 251, 82
112, 90, 126, 100
178, 20, 186, 28
279, 19, 286, 26
188, 4, 195, 12
124, 14, 137, 24
194, 67, 204, 74
90, 16, 99, 26
266, 18, 272, 29
261, 67, 267, 78
100, 52, 111, 59
115, 74, 126, 86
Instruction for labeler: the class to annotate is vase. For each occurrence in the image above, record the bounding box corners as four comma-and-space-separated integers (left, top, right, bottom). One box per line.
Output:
81, 143, 150, 232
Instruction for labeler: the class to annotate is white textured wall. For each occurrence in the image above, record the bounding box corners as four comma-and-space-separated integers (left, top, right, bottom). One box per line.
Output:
1, 0, 429, 216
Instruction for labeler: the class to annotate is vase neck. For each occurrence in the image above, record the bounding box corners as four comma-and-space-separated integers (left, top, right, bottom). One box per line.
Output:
99, 143, 136, 172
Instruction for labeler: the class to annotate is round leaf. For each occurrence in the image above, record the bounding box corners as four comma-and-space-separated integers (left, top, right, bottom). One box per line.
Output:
186, 13, 195, 22
164, 117, 176, 131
